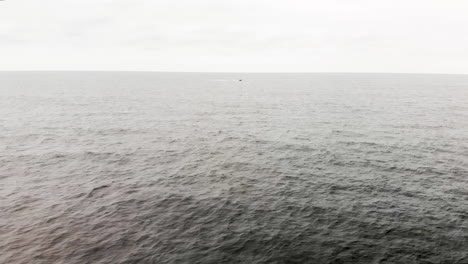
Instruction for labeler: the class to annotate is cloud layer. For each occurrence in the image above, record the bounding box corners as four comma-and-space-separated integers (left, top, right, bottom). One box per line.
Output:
1, 0, 467, 73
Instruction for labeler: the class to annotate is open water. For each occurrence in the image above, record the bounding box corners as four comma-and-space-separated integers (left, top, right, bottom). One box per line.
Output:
1, 72, 467, 263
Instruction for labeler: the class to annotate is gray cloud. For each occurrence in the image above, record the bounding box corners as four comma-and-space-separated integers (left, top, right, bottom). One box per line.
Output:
0, 0, 467, 73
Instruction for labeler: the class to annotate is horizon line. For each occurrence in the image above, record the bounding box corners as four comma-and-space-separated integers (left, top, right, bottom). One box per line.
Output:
0, 70, 467, 76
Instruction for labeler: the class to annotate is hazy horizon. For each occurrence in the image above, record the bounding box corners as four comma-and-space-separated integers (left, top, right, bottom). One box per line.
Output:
0, 70, 467, 76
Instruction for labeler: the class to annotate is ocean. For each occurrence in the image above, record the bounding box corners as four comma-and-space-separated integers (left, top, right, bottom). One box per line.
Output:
1, 72, 467, 263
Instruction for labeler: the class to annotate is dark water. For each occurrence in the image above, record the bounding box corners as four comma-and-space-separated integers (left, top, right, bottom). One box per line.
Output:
1, 72, 468, 264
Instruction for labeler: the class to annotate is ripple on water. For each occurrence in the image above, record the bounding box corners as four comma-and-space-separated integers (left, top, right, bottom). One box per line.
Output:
1, 72, 468, 264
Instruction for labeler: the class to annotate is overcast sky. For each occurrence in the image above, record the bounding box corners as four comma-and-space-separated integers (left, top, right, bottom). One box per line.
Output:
0, 0, 467, 73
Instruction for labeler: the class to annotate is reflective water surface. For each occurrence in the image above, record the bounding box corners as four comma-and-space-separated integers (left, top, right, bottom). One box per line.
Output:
1, 72, 468, 263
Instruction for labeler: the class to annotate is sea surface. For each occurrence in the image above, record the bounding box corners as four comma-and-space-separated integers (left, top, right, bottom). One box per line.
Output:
1, 72, 468, 264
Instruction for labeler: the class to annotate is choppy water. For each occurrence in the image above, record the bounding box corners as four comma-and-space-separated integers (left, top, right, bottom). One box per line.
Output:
1, 72, 468, 264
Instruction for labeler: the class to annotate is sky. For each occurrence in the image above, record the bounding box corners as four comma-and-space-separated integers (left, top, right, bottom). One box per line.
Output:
0, 0, 467, 73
